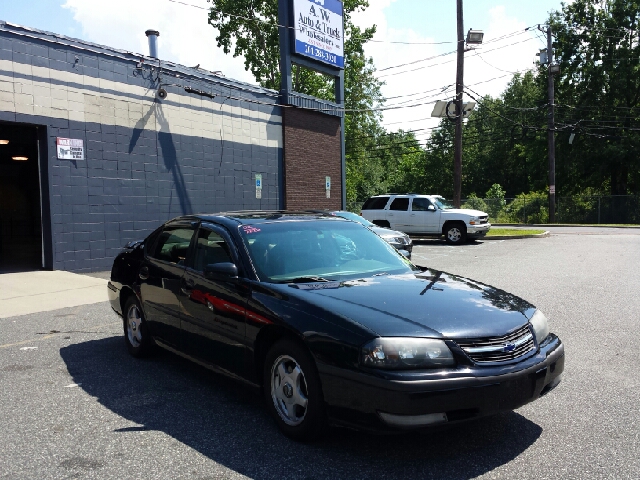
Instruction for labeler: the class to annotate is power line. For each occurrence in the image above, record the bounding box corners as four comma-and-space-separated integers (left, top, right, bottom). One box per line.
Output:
377, 36, 538, 79
168, 0, 460, 46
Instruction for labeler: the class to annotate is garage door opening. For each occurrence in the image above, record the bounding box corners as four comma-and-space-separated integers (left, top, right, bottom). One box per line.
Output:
0, 124, 43, 272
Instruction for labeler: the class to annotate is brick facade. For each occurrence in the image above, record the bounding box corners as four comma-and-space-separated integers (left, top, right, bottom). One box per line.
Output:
282, 107, 341, 210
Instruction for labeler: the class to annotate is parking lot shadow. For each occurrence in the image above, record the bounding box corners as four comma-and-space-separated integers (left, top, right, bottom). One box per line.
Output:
60, 337, 542, 480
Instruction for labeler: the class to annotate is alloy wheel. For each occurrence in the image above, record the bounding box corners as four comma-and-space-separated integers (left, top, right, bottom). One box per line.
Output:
448, 227, 462, 243
126, 304, 143, 348
270, 355, 309, 426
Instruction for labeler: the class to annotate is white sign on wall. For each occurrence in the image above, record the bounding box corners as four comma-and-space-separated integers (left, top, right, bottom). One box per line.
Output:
325, 176, 331, 198
56, 138, 84, 160
293, 0, 344, 69
255, 173, 263, 199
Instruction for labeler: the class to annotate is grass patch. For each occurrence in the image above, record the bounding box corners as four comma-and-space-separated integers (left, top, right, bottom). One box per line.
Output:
486, 228, 546, 237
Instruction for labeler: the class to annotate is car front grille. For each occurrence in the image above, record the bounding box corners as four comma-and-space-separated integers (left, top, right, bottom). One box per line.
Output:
479, 216, 489, 224
454, 324, 535, 363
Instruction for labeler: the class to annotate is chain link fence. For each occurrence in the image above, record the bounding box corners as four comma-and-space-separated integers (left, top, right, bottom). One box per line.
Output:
347, 196, 640, 225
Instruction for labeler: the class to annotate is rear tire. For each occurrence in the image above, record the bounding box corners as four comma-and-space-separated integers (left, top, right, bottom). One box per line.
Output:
263, 339, 326, 442
444, 222, 467, 245
123, 296, 153, 358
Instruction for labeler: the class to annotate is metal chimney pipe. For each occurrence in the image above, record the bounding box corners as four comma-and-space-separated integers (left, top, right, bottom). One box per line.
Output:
145, 29, 160, 58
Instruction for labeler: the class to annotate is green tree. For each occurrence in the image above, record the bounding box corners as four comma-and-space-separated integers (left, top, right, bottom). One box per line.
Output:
551, 0, 640, 195
461, 72, 547, 198
207, 0, 386, 202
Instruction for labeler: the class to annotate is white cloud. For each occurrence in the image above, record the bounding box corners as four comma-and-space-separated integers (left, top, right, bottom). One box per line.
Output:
62, 0, 544, 139
352, 4, 544, 138
62, 0, 256, 85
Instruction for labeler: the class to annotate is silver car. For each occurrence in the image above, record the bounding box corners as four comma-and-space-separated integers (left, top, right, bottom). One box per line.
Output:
321, 211, 413, 259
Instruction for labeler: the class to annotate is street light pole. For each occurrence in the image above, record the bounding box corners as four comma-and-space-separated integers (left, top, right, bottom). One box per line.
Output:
454, 0, 464, 208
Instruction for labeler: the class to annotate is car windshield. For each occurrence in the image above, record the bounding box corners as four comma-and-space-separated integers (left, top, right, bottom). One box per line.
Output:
240, 220, 417, 283
433, 198, 454, 210
331, 211, 375, 227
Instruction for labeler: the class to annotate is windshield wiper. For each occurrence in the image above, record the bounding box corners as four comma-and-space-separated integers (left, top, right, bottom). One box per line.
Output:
283, 276, 333, 284
372, 272, 389, 277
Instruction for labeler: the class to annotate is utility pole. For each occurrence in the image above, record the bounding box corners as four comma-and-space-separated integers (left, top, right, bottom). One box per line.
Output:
454, 0, 464, 208
546, 25, 556, 223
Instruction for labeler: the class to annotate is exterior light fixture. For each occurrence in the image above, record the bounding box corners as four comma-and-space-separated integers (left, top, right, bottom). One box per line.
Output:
538, 48, 548, 65
12, 155, 28, 161
0, 139, 9, 145
466, 29, 484, 45
549, 64, 561, 75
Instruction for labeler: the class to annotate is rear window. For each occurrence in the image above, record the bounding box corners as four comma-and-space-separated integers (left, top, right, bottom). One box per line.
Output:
362, 196, 390, 210
389, 197, 410, 211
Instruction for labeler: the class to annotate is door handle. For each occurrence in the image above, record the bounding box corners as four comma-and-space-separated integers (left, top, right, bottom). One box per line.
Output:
139, 266, 149, 280
181, 278, 195, 295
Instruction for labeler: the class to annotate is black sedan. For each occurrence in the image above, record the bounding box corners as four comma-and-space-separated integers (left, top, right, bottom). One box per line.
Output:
108, 212, 564, 441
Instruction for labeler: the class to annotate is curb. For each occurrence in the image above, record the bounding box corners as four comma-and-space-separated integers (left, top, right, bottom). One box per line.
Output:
481, 231, 550, 240
410, 231, 550, 242
493, 223, 640, 229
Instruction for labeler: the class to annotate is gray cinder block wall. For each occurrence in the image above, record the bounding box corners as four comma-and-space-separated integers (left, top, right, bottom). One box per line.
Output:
0, 21, 282, 272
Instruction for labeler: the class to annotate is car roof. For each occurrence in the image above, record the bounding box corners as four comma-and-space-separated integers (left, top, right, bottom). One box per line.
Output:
371, 193, 444, 199
170, 211, 346, 227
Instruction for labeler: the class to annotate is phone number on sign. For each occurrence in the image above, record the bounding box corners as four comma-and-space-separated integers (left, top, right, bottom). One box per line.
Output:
304, 45, 337, 64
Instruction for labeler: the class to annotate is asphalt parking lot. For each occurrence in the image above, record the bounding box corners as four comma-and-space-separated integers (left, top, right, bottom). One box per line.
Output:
1, 228, 639, 479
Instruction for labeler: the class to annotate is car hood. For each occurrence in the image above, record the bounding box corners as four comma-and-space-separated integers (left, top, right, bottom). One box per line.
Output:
441, 208, 488, 217
370, 226, 408, 238
278, 269, 535, 339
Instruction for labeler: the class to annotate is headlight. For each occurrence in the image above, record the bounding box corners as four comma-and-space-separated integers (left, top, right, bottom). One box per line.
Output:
469, 216, 479, 225
361, 337, 455, 369
530, 309, 550, 344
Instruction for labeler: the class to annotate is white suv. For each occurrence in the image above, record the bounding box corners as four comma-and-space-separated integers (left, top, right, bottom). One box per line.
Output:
360, 194, 491, 245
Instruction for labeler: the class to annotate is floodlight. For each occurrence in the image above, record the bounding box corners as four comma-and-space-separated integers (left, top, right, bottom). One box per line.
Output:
466, 29, 484, 45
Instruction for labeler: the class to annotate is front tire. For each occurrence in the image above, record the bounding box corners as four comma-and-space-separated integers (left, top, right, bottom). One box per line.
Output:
444, 222, 467, 245
263, 339, 326, 441
123, 296, 153, 357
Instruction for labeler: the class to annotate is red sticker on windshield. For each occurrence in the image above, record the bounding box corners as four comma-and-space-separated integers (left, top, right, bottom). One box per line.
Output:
242, 226, 261, 234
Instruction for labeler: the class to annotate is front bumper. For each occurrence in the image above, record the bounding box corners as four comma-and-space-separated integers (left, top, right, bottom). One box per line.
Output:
107, 281, 122, 316
467, 223, 491, 235
318, 334, 564, 432
385, 240, 413, 257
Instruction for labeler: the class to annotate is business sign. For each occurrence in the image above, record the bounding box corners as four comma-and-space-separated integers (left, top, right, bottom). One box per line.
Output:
293, 0, 344, 69
255, 173, 263, 199
56, 137, 84, 160
325, 176, 331, 198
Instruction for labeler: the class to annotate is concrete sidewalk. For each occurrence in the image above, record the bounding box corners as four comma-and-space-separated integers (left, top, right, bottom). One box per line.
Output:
0, 270, 109, 318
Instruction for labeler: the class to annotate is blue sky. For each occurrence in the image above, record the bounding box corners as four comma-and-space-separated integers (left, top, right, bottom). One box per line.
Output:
385, 0, 563, 40
1, 0, 79, 36
1, 0, 568, 133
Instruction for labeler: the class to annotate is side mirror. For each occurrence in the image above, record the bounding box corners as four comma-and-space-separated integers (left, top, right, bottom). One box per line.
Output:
204, 262, 238, 281
427, 205, 436, 211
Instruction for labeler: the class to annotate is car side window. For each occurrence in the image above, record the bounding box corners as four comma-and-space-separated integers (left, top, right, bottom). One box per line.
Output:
362, 196, 390, 210
411, 198, 432, 211
192, 229, 233, 272
148, 227, 195, 265
389, 197, 410, 211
